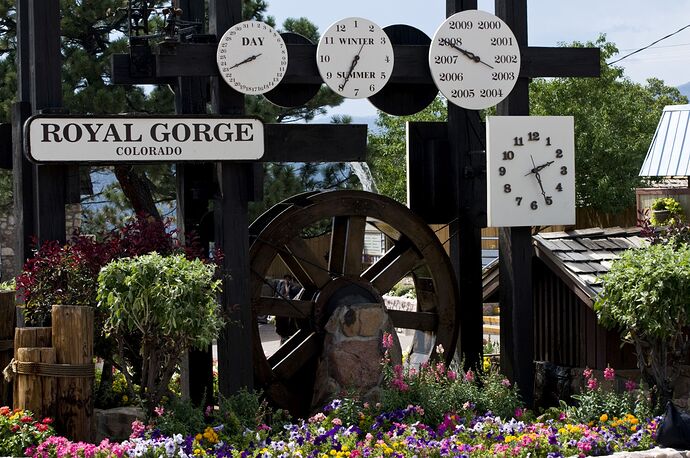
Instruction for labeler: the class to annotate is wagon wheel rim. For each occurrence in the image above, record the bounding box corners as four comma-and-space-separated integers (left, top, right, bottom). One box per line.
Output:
249, 190, 460, 409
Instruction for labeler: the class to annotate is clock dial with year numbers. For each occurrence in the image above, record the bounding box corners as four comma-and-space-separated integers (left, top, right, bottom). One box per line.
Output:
487, 116, 575, 227
429, 9, 520, 109
216, 20, 288, 95
316, 17, 394, 99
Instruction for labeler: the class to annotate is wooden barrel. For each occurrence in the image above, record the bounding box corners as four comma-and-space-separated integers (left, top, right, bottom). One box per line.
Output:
52, 305, 94, 442
15, 347, 56, 419
13, 327, 52, 405
0, 291, 16, 406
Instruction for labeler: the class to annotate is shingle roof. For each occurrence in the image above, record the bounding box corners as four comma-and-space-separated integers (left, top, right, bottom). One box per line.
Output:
640, 104, 690, 177
533, 227, 647, 301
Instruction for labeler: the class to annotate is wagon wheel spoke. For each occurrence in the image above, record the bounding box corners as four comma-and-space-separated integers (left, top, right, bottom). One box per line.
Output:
282, 237, 331, 289
388, 310, 438, 331
329, 216, 367, 276
270, 331, 321, 380
253, 297, 314, 319
363, 239, 423, 294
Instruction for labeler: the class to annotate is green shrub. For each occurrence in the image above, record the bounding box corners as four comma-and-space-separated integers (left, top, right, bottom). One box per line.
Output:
97, 252, 223, 413
595, 242, 690, 410
650, 196, 684, 226
153, 397, 206, 437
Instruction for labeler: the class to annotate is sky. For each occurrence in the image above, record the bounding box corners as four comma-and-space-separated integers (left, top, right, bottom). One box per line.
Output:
266, 0, 690, 118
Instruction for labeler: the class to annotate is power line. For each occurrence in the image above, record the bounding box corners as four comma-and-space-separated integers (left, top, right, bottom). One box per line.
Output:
608, 24, 690, 65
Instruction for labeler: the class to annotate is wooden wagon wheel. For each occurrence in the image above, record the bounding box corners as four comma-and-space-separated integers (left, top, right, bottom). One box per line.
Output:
249, 190, 460, 414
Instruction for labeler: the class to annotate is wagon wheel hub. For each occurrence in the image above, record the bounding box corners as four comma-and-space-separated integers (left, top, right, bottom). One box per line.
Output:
313, 277, 383, 331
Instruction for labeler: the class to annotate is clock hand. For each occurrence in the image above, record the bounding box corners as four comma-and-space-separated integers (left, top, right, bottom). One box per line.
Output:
443, 39, 495, 69
528, 155, 550, 204
339, 42, 366, 91
228, 53, 263, 70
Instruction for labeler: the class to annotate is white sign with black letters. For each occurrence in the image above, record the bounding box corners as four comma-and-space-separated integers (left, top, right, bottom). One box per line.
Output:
25, 116, 264, 163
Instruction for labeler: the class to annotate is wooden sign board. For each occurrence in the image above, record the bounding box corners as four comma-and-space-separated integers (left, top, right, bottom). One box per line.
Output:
25, 115, 264, 163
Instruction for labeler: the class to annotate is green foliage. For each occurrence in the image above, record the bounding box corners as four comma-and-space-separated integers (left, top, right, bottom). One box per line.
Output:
368, 97, 448, 203
595, 242, 690, 408
390, 280, 416, 299
154, 397, 207, 438
565, 368, 651, 424
650, 197, 684, 226
0, 279, 14, 292
216, 389, 272, 437
530, 35, 688, 213
97, 252, 224, 411
94, 367, 138, 409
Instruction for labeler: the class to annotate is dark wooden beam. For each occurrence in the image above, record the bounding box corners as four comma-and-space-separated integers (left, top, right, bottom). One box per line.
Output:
209, 0, 255, 397
112, 44, 599, 85
263, 124, 366, 163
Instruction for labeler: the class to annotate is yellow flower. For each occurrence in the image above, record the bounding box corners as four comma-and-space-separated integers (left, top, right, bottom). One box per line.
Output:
505, 435, 517, 443
342, 445, 349, 451
483, 357, 491, 372
330, 450, 337, 456
600, 414, 608, 422
195, 433, 202, 441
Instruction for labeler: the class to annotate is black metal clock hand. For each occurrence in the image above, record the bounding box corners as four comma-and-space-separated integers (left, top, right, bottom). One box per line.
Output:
443, 39, 495, 69
228, 53, 263, 70
339, 42, 366, 91
528, 155, 550, 204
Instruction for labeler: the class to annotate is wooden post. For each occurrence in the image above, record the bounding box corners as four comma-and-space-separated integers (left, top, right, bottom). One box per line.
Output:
52, 305, 94, 442
15, 347, 56, 420
13, 327, 52, 405
209, 0, 255, 394
0, 291, 16, 406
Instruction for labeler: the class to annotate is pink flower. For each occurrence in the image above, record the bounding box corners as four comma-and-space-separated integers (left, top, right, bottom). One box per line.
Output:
501, 378, 511, 387
382, 332, 393, 349
583, 367, 593, 379
447, 370, 457, 381
625, 379, 637, 391
464, 369, 475, 382
130, 420, 145, 439
308, 412, 326, 423
515, 407, 524, 418
604, 366, 615, 381
154, 406, 165, 417
332, 418, 342, 426
559, 412, 567, 420
587, 377, 599, 390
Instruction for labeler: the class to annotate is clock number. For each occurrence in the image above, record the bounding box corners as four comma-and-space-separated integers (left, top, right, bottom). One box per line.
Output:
369, 25, 375, 32
435, 55, 459, 64
513, 137, 524, 146
504, 184, 512, 193
319, 55, 331, 63
530, 201, 538, 210
451, 89, 475, 98
555, 149, 563, 158
385, 56, 391, 63
545, 137, 551, 146
439, 72, 464, 82
556, 183, 563, 192
326, 72, 333, 80
480, 88, 504, 98
560, 166, 568, 175
528, 132, 540, 141
369, 84, 376, 92
380, 72, 387, 79
449, 20, 473, 30
354, 88, 359, 96
353, 20, 358, 28
502, 150, 514, 160
323, 36, 334, 45
490, 37, 513, 46
440, 37, 462, 47
478, 20, 502, 30
545, 196, 553, 205
494, 54, 518, 64
515, 197, 522, 206
498, 166, 506, 176
491, 72, 515, 81
336, 24, 346, 32
380, 36, 387, 45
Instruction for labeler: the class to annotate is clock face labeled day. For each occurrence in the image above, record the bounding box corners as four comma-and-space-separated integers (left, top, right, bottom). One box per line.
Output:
429, 10, 520, 110
487, 116, 576, 227
216, 21, 288, 95
316, 17, 394, 99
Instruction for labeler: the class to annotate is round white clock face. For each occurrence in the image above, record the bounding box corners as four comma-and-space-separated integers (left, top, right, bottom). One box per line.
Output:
216, 21, 288, 95
316, 17, 394, 99
429, 10, 520, 110
486, 116, 576, 227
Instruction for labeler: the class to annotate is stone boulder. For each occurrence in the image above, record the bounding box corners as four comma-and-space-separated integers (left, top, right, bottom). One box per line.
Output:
311, 302, 402, 411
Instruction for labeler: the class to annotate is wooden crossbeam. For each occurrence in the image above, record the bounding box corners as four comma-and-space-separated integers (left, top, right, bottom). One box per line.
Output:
111, 43, 599, 85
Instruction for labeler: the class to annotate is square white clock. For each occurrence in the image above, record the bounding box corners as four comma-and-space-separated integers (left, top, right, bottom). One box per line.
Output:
487, 116, 575, 227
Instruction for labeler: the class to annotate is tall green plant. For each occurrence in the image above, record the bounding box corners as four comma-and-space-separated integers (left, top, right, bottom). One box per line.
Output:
595, 242, 690, 409
97, 253, 223, 412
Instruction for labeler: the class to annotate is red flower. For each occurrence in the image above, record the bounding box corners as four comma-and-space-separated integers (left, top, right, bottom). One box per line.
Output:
10, 425, 19, 432
0, 406, 10, 416
20, 415, 33, 423
41, 417, 53, 424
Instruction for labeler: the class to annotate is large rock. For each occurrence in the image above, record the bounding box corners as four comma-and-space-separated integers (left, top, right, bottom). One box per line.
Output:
312, 303, 402, 411
94, 406, 145, 442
